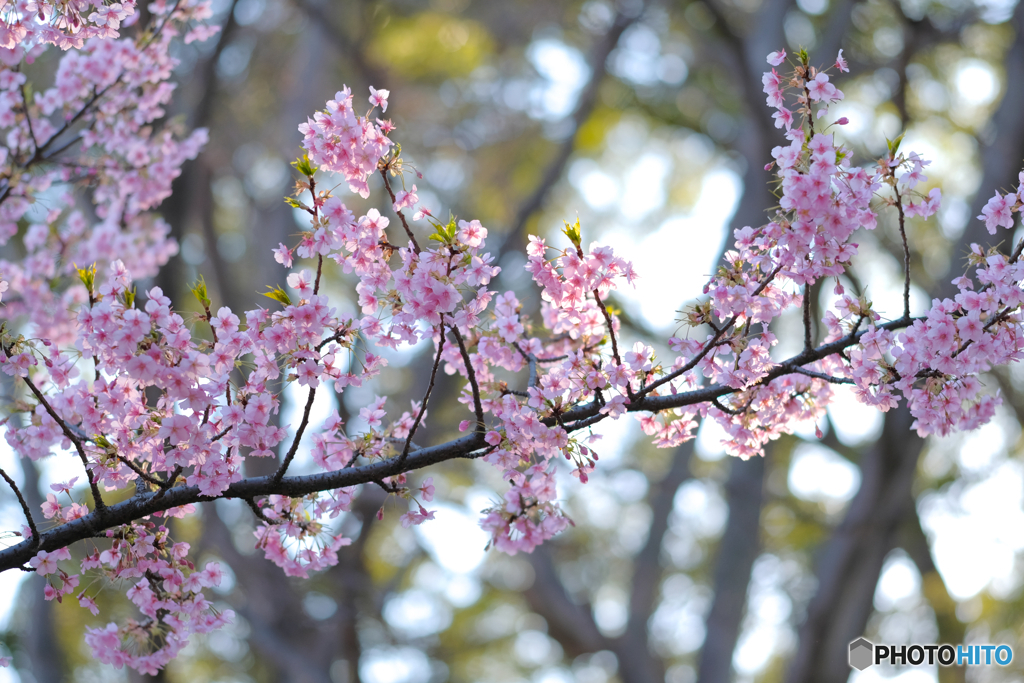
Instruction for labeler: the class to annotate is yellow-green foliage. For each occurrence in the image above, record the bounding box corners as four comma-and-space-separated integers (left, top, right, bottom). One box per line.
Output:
371, 13, 494, 79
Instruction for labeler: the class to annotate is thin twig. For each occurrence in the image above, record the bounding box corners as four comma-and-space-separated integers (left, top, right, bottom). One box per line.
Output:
115, 454, 164, 488
380, 168, 420, 253
0, 466, 39, 545
513, 343, 539, 389
711, 397, 743, 416
894, 186, 912, 319
22, 376, 107, 515
451, 327, 485, 430
19, 83, 39, 158
401, 325, 446, 463
152, 465, 183, 500
243, 497, 270, 523
641, 263, 785, 398
211, 425, 233, 442
273, 387, 317, 482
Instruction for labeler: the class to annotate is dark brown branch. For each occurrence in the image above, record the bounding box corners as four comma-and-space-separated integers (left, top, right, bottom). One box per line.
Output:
0, 309, 934, 574
0, 466, 39, 545
451, 327, 485, 430
273, 387, 317, 482
802, 283, 814, 351
513, 342, 539, 389
594, 288, 623, 369
0, 430, 488, 572
21, 376, 107, 515
401, 326, 445, 462
894, 186, 912, 320
380, 169, 420, 253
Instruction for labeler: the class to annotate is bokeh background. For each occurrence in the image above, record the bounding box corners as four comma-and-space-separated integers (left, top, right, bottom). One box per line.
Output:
2, 0, 1024, 681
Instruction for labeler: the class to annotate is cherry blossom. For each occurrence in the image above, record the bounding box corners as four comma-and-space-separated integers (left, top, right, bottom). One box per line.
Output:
0, 36, 1023, 675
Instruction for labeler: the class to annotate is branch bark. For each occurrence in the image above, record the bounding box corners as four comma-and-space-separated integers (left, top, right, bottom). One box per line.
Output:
0, 308, 934, 574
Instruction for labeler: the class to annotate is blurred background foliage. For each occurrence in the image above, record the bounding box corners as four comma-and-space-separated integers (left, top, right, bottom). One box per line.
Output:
4, 0, 1024, 682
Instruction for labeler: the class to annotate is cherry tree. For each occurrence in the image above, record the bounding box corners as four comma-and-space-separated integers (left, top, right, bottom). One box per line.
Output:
0, 0, 1022, 673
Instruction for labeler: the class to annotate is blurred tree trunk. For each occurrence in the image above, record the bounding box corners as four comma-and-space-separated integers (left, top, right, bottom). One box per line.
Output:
787, 405, 923, 683
696, 454, 766, 683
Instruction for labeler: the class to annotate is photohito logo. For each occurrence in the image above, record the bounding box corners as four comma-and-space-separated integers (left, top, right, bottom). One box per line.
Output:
849, 639, 1013, 670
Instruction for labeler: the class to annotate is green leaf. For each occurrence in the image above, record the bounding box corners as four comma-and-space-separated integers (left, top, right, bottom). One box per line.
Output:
262, 285, 292, 307
290, 153, 317, 178
120, 286, 136, 309
886, 133, 905, 157
562, 218, 582, 248
75, 263, 96, 295
190, 276, 210, 309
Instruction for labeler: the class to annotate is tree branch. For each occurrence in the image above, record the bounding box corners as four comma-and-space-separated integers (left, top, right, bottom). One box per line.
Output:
273, 386, 317, 482
0, 309, 928, 574
697, 450, 767, 683
451, 327, 485, 430
401, 327, 446, 462
380, 168, 420, 253
0, 466, 39, 545
21, 375, 107, 515
894, 186, 912, 320
617, 441, 694, 683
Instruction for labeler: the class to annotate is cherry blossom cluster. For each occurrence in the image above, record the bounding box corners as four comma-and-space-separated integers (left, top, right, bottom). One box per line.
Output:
74, 522, 230, 674
298, 85, 394, 198
2, 35, 1024, 675
0, 0, 214, 349
0, 0, 136, 51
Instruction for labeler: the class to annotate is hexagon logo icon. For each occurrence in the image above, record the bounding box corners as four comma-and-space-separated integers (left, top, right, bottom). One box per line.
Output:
849, 638, 874, 671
